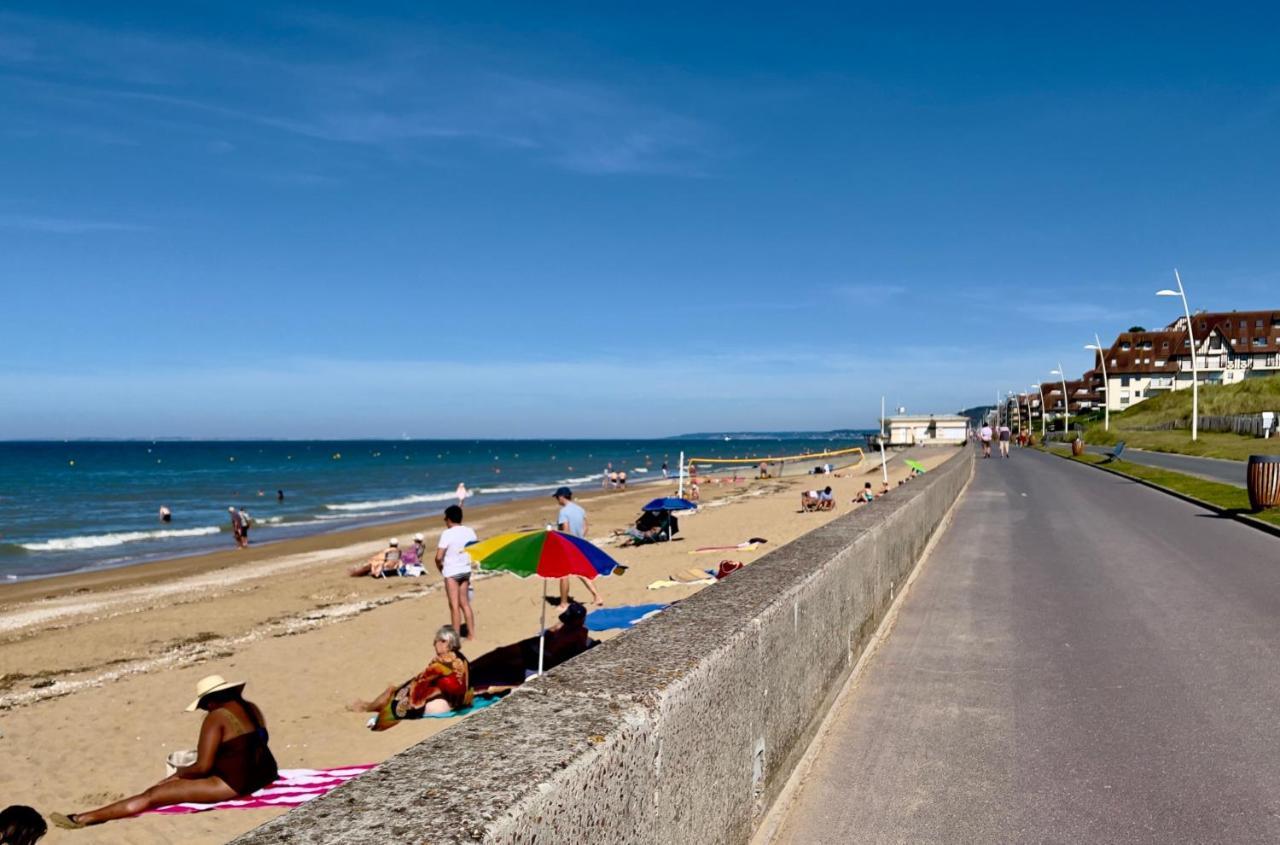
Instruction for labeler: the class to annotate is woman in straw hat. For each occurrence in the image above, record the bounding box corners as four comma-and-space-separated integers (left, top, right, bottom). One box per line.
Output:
50, 675, 278, 829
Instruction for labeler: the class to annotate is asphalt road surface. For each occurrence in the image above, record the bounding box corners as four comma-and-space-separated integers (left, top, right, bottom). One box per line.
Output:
774, 447, 1280, 844
1082, 444, 1248, 488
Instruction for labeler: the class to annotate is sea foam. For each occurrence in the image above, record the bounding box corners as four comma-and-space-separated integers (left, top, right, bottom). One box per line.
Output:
20, 526, 221, 552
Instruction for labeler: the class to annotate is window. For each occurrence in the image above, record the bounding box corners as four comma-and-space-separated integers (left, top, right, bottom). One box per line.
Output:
1110, 358, 1117, 366
1257, 319, 1265, 328
1256, 337, 1267, 346
1120, 342, 1131, 351
1121, 376, 1130, 387
1142, 342, 1153, 350
1162, 341, 1169, 349
1241, 320, 1248, 329
1155, 359, 1165, 366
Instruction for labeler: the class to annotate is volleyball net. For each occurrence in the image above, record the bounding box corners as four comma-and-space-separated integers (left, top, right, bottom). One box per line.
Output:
683, 445, 864, 480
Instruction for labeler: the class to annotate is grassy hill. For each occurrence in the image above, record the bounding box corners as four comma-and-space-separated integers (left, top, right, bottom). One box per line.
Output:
1111, 373, 1280, 427
1084, 373, 1280, 459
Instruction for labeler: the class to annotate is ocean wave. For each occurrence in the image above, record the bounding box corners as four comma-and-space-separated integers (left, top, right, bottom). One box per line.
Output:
324, 492, 457, 512
20, 526, 221, 552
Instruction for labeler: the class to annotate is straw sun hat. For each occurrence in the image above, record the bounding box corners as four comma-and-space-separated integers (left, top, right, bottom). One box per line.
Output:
186, 674, 246, 711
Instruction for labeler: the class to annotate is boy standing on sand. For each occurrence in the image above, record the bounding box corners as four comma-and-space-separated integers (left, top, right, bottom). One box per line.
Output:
553, 487, 602, 609
436, 505, 477, 640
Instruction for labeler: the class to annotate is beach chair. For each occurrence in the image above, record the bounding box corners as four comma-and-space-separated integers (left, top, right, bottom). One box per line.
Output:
1100, 441, 1126, 464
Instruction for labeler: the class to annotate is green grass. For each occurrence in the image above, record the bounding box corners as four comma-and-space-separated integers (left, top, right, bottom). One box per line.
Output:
1057, 452, 1280, 529
1076, 372, 1280, 461
1080, 427, 1280, 461
1116, 372, 1280, 426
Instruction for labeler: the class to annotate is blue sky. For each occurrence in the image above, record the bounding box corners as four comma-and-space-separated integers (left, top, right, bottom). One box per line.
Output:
3, 2, 1279, 438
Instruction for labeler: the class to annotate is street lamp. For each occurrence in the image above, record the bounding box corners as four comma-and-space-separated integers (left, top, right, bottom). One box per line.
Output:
1030, 383, 1046, 439
1050, 364, 1070, 437
1157, 269, 1198, 441
1085, 333, 1110, 432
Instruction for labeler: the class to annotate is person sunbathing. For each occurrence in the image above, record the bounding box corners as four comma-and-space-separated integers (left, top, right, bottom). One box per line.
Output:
51, 676, 278, 829
470, 603, 594, 691
348, 625, 472, 730
348, 538, 402, 577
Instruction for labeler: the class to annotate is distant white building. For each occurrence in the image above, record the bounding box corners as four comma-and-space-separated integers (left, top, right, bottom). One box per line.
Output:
886, 414, 969, 446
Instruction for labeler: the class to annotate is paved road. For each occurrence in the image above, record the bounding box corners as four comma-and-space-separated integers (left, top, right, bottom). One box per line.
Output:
1081, 444, 1248, 488
774, 448, 1280, 844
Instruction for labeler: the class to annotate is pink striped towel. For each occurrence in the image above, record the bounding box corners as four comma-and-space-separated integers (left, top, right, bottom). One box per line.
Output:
149, 766, 375, 814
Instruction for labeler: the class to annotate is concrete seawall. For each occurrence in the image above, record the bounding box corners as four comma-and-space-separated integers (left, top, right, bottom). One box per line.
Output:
232, 447, 974, 845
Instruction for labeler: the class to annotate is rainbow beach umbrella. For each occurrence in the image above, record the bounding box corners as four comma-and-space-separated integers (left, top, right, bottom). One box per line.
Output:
467, 529, 619, 674
467, 529, 618, 579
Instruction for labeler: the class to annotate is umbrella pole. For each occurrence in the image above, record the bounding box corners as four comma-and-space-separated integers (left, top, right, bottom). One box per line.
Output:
538, 579, 547, 676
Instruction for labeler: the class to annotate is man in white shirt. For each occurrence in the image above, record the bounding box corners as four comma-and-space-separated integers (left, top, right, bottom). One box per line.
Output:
435, 505, 477, 640
979, 424, 993, 459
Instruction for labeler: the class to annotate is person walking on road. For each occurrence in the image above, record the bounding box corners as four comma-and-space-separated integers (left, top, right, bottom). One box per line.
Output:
553, 487, 602, 609
979, 424, 993, 459
998, 423, 1012, 458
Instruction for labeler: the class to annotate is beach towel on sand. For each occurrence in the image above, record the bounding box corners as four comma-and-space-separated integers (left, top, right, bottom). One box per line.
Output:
148, 766, 375, 814
586, 604, 669, 631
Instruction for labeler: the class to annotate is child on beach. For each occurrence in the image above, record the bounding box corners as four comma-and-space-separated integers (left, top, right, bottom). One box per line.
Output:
436, 506, 477, 640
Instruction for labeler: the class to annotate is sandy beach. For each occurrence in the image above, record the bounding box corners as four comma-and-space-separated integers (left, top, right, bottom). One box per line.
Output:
0, 447, 951, 844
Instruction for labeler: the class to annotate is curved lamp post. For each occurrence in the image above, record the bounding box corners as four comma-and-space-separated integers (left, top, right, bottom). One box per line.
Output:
1085, 333, 1110, 432
1030, 383, 1046, 439
1050, 365, 1070, 437
1157, 269, 1198, 441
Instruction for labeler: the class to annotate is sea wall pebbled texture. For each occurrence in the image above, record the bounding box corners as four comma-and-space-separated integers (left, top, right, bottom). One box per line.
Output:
231, 447, 974, 845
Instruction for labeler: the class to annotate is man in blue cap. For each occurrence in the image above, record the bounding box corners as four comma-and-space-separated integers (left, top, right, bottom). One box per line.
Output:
553, 487, 602, 609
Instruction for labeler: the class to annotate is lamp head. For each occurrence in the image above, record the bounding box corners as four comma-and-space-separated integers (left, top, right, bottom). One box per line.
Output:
1050, 369, 1063, 376
1155, 289, 1179, 297
1084, 344, 1101, 351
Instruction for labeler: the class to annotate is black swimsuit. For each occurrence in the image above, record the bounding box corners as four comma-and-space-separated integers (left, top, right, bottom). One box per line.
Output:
212, 707, 279, 796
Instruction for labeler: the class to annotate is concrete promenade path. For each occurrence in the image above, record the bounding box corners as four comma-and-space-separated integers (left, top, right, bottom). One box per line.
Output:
772, 447, 1280, 844
1081, 443, 1249, 487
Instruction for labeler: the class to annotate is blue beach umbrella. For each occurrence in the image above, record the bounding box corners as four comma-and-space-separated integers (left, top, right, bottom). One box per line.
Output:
641, 497, 698, 512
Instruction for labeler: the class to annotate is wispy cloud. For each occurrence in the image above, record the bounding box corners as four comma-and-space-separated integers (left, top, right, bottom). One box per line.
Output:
0, 11, 715, 176
0, 214, 148, 234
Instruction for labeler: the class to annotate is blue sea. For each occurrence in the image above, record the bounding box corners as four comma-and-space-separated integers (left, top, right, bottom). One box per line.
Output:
0, 436, 868, 581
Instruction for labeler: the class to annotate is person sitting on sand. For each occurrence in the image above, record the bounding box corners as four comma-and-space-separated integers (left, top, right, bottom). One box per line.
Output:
1, 804, 47, 844
857, 482, 876, 503
348, 538, 402, 578
348, 625, 472, 730
800, 490, 821, 512
51, 676, 278, 830
818, 487, 835, 511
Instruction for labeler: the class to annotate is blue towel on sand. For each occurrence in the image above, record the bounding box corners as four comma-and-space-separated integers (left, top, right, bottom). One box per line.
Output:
586, 603, 669, 631
423, 694, 502, 719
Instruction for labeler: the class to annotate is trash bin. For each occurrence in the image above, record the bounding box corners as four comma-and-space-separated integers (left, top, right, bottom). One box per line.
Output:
1071, 438, 1085, 457
1247, 454, 1280, 511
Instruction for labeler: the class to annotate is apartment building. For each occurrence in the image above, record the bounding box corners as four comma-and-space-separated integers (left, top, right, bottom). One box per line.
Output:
1096, 310, 1280, 412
